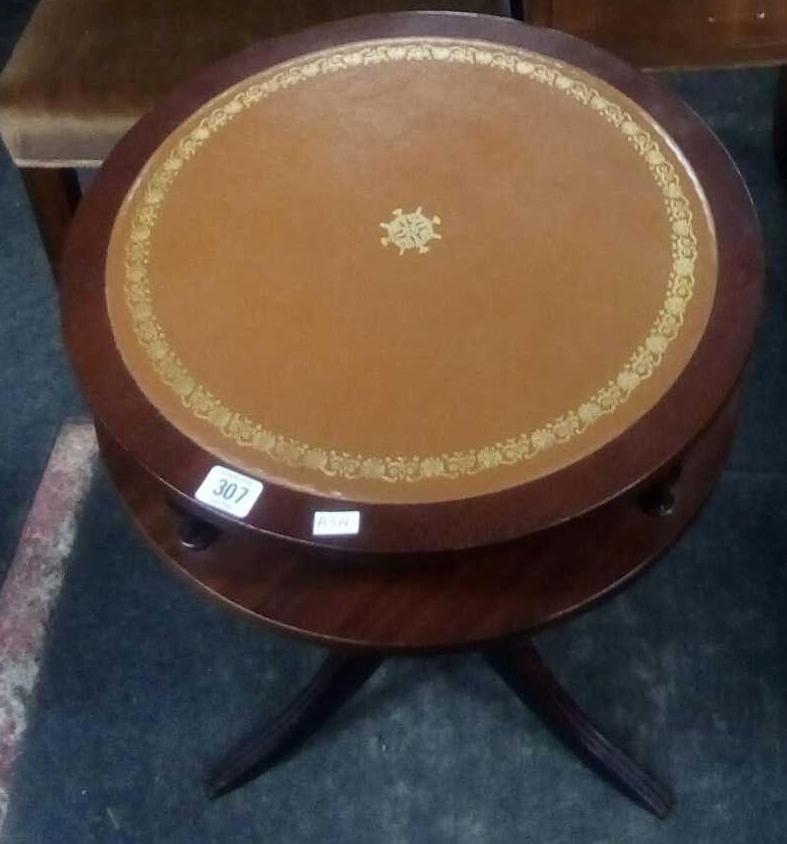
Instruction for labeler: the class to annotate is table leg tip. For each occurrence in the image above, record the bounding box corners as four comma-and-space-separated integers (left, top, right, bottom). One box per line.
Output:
644, 788, 674, 820
204, 773, 237, 800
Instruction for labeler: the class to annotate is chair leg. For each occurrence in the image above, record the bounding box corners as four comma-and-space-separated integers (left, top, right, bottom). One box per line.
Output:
20, 167, 81, 284
520, 0, 553, 24
775, 66, 787, 191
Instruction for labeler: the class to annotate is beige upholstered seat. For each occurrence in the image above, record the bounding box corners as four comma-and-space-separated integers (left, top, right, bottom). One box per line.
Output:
0, 0, 507, 166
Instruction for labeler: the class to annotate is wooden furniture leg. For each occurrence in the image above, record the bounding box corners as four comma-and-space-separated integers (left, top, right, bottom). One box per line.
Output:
522, 0, 553, 25
206, 651, 383, 798
20, 167, 81, 283
208, 641, 672, 815
485, 639, 673, 818
775, 66, 787, 189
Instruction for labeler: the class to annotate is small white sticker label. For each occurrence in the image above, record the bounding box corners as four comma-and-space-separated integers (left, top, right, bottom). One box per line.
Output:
312, 510, 361, 536
194, 466, 263, 518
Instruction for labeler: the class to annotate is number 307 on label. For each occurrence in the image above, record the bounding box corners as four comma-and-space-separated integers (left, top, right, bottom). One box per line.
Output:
195, 466, 263, 518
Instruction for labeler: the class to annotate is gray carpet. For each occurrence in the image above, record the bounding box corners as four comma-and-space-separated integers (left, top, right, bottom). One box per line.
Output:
2, 6, 787, 842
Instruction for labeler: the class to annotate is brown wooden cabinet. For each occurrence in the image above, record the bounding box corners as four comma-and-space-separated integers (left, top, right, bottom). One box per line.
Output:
527, 0, 787, 68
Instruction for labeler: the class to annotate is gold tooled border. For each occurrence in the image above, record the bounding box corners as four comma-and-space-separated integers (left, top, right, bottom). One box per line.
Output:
121, 37, 699, 484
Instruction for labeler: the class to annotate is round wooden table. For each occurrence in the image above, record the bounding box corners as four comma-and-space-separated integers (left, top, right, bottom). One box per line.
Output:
60, 12, 762, 818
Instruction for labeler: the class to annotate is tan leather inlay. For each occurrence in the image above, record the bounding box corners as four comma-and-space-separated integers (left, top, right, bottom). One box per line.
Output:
106, 38, 718, 503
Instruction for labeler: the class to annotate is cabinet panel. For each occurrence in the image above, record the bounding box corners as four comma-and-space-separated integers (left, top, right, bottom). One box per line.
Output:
529, 0, 787, 67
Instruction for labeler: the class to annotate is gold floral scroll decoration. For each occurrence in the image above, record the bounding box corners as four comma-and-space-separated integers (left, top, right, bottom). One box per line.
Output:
122, 38, 700, 484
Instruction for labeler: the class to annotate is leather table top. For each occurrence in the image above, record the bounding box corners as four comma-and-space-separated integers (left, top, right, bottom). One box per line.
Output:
105, 36, 717, 505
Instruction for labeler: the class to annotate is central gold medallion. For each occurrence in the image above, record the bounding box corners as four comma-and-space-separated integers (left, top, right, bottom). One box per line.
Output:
380, 207, 442, 255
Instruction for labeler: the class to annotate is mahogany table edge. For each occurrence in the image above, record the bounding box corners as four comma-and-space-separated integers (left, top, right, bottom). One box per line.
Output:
59, 11, 764, 555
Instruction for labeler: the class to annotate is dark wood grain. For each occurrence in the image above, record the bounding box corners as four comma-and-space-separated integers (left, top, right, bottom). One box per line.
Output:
527, 0, 553, 27
206, 652, 382, 798
527, 0, 787, 68
98, 383, 740, 652
20, 167, 80, 280
60, 13, 763, 555
485, 639, 673, 817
